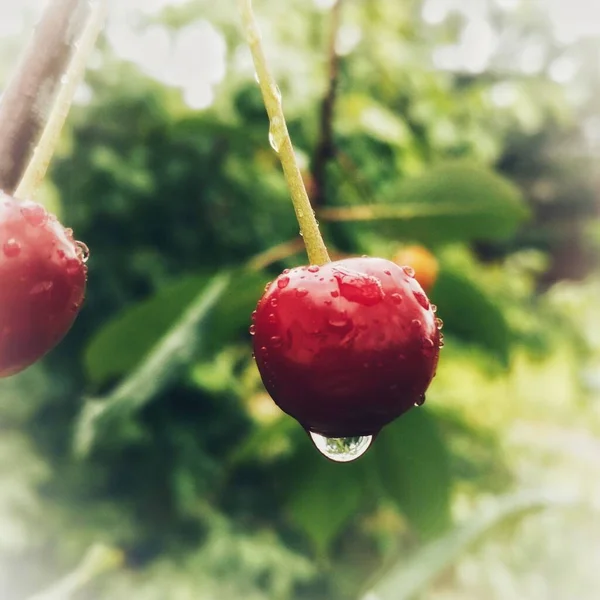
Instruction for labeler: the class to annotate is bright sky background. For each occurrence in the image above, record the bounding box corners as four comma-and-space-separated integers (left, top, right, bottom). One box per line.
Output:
1, 0, 599, 110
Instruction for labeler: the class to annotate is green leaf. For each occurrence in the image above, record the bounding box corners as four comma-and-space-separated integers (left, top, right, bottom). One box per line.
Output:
360, 491, 576, 600
74, 273, 230, 457
85, 270, 265, 387
369, 409, 452, 539
286, 446, 367, 556
431, 269, 512, 366
319, 163, 529, 244
85, 274, 210, 386
337, 95, 412, 146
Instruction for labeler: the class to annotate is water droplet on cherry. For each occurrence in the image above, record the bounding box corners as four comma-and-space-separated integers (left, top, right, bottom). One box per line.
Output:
391, 293, 403, 304
327, 312, 350, 329
308, 265, 319, 273
3, 239, 21, 258
30, 281, 53, 295
249, 324, 256, 335
403, 266, 415, 278
414, 394, 426, 407
296, 287, 308, 297
309, 432, 373, 463
277, 275, 290, 289
75, 241, 90, 263
20, 204, 47, 227
413, 289, 430, 309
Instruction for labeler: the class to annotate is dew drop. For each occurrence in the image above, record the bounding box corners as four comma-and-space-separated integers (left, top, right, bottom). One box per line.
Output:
277, 275, 290, 289
264, 281, 272, 292
21, 204, 47, 227
330, 290, 339, 298
327, 312, 350, 328
251, 310, 257, 322
66, 259, 81, 275
282, 268, 290, 275
414, 394, 426, 407
270, 335, 282, 348
30, 281, 53, 295
3, 239, 21, 258
413, 289, 430, 309
333, 267, 384, 306
435, 317, 444, 330
249, 324, 256, 335
403, 266, 415, 278
391, 293, 403, 304
438, 332, 445, 348
384, 270, 391, 276
422, 337, 435, 350
324, 299, 332, 305
270, 297, 278, 308
296, 287, 308, 297
75, 241, 90, 263
307, 265, 319, 273
411, 318, 422, 330
268, 117, 284, 153
271, 83, 282, 101
431, 304, 438, 313
268, 313, 277, 324
309, 432, 373, 463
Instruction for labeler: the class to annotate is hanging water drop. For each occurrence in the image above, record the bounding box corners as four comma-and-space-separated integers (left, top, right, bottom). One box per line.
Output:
271, 83, 282, 101
414, 394, 426, 407
268, 129, 279, 152
309, 432, 373, 463
75, 240, 90, 263
268, 117, 284, 153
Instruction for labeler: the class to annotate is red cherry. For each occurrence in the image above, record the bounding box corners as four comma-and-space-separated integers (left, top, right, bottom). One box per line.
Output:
252, 257, 441, 439
0, 192, 87, 378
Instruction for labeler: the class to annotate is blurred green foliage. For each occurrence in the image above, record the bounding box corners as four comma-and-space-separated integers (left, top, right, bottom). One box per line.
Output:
0, 1, 599, 599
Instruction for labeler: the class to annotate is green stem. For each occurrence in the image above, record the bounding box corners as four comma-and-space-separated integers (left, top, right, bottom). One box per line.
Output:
14, 0, 108, 200
239, 0, 330, 266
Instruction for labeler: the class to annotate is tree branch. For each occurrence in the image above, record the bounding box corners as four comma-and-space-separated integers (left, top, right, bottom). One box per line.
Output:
0, 0, 91, 193
310, 0, 344, 208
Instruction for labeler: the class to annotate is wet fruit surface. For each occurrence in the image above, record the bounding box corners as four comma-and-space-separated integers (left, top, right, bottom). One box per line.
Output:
252, 257, 441, 438
0, 192, 87, 377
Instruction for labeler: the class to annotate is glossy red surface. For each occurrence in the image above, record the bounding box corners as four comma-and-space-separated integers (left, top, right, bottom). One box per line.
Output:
0, 193, 87, 377
252, 257, 441, 437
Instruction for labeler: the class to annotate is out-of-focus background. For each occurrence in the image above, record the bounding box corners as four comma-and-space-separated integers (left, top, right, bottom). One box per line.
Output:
1, 0, 599, 598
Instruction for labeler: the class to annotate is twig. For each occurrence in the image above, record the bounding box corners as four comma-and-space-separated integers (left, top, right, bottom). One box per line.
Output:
239, 0, 330, 266
311, 0, 344, 208
0, 0, 91, 194
15, 0, 109, 200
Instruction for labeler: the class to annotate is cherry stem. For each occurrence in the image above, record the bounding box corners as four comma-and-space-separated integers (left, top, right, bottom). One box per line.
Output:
15, 0, 108, 201
239, 0, 331, 266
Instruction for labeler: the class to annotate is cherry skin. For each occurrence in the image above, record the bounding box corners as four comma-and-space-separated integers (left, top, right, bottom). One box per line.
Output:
252, 257, 441, 438
0, 192, 87, 378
